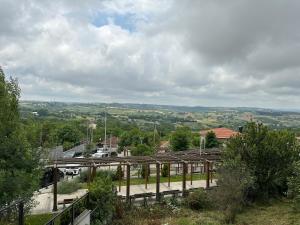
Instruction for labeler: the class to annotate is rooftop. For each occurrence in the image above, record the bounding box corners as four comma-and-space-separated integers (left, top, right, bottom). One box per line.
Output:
200, 127, 238, 139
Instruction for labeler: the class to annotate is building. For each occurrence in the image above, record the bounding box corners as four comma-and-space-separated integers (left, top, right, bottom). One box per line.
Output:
101, 136, 119, 148
200, 127, 238, 142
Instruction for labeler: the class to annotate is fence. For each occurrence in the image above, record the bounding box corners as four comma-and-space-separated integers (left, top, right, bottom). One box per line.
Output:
0, 200, 24, 225
44, 193, 90, 225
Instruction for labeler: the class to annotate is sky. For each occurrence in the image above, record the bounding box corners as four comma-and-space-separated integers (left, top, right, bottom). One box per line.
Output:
0, 0, 300, 109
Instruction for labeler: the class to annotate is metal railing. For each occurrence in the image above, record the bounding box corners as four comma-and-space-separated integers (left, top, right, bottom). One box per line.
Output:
44, 193, 90, 225
0, 200, 24, 225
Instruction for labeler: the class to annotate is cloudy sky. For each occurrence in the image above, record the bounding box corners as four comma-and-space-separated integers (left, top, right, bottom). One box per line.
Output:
1, 0, 300, 109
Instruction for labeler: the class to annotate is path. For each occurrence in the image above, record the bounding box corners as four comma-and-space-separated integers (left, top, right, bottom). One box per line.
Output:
31, 179, 216, 214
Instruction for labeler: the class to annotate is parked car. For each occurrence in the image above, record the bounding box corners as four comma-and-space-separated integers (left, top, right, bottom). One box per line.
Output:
65, 167, 81, 175
40, 167, 64, 188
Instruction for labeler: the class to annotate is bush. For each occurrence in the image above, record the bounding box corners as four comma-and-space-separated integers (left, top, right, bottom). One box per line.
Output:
114, 165, 124, 180
288, 161, 300, 210
214, 159, 253, 224
80, 170, 117, 183
184, 189, 211, 210
57, 180, 81, 194
89, 176, 117, 225
161, 164, 169, 177
141, 164, 150, 179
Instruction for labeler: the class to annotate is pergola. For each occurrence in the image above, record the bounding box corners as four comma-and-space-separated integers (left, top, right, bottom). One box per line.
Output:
48, 148, 221, 211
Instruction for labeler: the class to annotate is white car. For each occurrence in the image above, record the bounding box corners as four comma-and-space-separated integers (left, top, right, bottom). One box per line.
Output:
92, 152, 109, 158
65, 167, 81, 175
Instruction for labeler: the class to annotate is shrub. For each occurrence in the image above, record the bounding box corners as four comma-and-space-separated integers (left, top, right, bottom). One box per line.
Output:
161, 164, 169, 177
214, 159, 253, 224
141, 164, 150, 179
89, 176, 117, 225
184, 189, 211, 210
57, 180, 81, 194
114, 165, 124, 181
288, 161, 300, 210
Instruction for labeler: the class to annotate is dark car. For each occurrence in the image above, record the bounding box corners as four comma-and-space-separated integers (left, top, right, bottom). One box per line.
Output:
40, 167, 64, 188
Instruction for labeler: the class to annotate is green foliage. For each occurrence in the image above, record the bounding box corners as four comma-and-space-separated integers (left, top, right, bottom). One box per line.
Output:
57, 180, 81, 194
184, 189, 211, 210
215, 158, 253, 224
131, 144, 154, 156
0, 68, 41, 205
191, 133, 200, 148
89, 176, 117, 225
161, 164, 169, 177
58, 124, 83, 148
115, 165, 124, 180
25, 213, 52, 225
141, 164, 150, 179
224, 122, 300, 200
62, 141, 74, 151
170, 126, 191, 151
205, 131, 219, 148
288, 161, 300, 210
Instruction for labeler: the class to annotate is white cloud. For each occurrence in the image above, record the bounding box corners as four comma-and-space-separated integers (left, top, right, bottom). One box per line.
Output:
0, 0, 300, 109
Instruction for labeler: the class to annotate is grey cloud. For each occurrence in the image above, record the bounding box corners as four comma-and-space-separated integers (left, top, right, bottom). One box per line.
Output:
1, 0, 300, 109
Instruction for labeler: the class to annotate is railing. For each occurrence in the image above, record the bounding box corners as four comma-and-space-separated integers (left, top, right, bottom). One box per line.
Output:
44, 193, 90, 225
0, 200, 24, 225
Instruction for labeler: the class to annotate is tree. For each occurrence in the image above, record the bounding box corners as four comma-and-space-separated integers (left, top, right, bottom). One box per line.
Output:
205, 131, 219, 148
161, 164, 169, 177
215, 157, 253, 223
288, 161, 300, 210
224, 122, 300, 200
131, 144, 154, 156
0, 68, 41, 205
89, 176, 117, 224
170, 126, 191, 151
57, 125, 82, 150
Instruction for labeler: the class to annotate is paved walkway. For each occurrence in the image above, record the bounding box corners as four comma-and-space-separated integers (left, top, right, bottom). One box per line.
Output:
31, 179, 216, 214
117, 179, 216, 196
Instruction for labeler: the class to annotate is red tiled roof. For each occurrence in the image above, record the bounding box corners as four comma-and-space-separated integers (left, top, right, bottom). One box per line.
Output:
200, 128, 238, 139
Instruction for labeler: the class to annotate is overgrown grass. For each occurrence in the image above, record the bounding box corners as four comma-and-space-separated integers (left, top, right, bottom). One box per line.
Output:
57, 179, 83, 194
112, 198, 299, 225
25, 213, 53, 225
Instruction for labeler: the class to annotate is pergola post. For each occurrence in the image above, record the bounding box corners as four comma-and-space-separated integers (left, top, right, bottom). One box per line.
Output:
182, 162, 187, 197
92, 165, 96, 182
156, 163, 161, 201
145, 163, 148, 189
18, 201, 24, 225
87, 166, 91, 185
168, 163, 171, 187
52, 166, 58, 211
211, 162, 213, 183
118, 163, 122, 192
190, 163, 193, 185
206, 161, 210, 189
126, 164, 131, 203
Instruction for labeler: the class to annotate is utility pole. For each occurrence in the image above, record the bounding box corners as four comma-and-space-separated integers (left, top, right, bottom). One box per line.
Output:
104, 111, 107, 150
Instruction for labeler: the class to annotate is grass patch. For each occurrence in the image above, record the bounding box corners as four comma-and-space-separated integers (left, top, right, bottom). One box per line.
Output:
57, 179, 83, 194
112, 198, 299, 225
25, 213, 53, 225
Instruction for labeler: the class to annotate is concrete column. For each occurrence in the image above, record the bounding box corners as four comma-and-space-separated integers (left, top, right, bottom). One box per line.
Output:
156, 163, 160, 201
126, 164, 131, 202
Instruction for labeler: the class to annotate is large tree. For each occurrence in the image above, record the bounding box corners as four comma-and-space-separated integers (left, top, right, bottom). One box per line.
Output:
170, 126, 191, 151
205, 131, 219, 148
0, 68, 41, 205
224, 122, 300, 199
